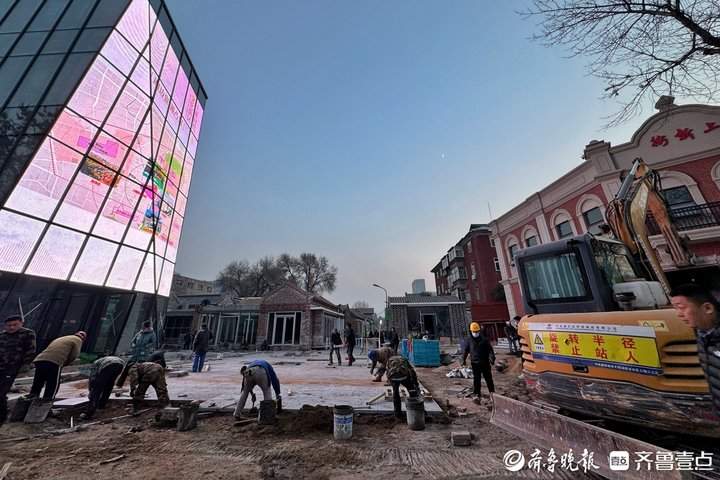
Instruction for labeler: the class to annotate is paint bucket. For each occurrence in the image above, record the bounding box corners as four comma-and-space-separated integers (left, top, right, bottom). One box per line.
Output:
333, 405, 353, 440
405, 397, 425, 430
257, 400, 276, 425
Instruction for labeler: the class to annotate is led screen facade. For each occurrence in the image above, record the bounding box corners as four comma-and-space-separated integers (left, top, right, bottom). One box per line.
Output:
0, 0, 205, 297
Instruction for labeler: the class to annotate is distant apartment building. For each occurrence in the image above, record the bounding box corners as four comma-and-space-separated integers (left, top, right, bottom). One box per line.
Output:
411, 279, 426, 294
432, 224, 510, 340
490, 99, 720, 318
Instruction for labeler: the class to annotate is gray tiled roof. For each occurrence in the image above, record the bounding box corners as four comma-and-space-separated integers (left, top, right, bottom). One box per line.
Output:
388, 294, 463, 304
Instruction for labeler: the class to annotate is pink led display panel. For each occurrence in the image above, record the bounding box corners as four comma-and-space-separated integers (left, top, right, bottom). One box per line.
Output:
0, 0, 205, 296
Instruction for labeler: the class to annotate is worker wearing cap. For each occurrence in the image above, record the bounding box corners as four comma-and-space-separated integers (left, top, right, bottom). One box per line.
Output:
367, 346, 395, 382
461, 322, 495, 401
30, 331, 86, 401
127, 354, 169, 413
233, 359, 282, 418
386, 355, 420, 418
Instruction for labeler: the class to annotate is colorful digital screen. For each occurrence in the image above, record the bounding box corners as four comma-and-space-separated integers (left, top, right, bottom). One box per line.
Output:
0, 0, 204, 296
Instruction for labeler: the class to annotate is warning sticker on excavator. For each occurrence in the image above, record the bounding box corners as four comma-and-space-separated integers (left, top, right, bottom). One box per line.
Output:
638, 320, 669, 332
527, 323, 662, 376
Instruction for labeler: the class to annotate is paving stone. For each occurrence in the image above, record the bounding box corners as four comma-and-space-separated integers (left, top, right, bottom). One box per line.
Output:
451, 430, 472, 446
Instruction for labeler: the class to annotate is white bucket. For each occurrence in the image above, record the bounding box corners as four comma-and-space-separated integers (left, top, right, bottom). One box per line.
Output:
333, 405, 353, 440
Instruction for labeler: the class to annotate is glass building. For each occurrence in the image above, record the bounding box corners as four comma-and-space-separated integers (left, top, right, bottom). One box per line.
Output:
0, 0, 207, 354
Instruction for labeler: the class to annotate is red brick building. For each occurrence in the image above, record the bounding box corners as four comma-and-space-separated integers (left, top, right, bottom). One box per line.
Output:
432, 224, 509, 340
490, 100, 720, 317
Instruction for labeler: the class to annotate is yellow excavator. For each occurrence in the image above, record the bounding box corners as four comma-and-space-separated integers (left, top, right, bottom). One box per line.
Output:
490, 158, 720, 463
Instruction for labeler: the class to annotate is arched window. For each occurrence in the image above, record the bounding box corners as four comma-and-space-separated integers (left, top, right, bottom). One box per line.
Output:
505, 235, 520, 269
521, 225, 539, 247
550, 209, 576, 240
659, 170, 705, 210
576, 194, 606, 235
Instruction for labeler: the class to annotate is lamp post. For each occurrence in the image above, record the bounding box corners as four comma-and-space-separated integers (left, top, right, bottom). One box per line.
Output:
372, 283, 388, 349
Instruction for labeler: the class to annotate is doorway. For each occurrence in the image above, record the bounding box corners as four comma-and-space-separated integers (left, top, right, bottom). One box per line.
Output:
421, 314, 436, 335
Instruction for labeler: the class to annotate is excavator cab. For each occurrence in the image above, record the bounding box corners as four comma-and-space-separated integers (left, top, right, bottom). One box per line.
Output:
517, 233, 668, 315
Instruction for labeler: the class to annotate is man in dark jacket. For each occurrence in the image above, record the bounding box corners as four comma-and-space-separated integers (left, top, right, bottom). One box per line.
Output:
344, 325, 356, 366
81, 355, 125, 420
368, 346, 395, 381
129, 321, 156, 363
328, 329, 343, 366
461, 322, 495, 400
192, 324, 211, 373
505, 319, 519, 354
671, 284, 720, 415
390, 327, 400, 354
0, 315, 36, 425
386, 356, 420, 418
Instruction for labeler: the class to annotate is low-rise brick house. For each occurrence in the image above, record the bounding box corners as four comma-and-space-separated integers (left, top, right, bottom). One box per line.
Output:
256, 283, 345, 350
388, 294, 466, 341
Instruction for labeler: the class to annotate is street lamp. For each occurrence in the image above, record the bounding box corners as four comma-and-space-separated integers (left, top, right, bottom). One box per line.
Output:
372, 283, 388, 349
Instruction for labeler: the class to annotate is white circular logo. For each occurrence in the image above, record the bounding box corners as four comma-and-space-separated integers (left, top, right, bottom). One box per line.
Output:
503, 450, 526, 472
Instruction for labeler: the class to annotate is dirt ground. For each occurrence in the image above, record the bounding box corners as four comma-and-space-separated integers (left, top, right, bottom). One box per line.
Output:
0, 353, 577, 480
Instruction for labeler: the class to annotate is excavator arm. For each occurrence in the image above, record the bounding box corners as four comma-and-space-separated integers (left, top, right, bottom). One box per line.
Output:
605, 158, 692, 294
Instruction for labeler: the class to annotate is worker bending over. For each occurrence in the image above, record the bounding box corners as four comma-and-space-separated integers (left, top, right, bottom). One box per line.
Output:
386, 356, 420, 418
127, 355, 169, 413
81, 355, 125, 419
367, 346, 395, 382
233, 360, 282, 418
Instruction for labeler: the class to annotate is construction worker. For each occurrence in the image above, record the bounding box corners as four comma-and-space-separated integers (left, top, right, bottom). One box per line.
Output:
367, 346, 395, 382
461, 322, 495, 401
670, 284, 720, 414
0, 315, 36, 425
233, 360, 282, 418
328, 328, 343, 366
81, 356, 125, 420
30, 331, 86, 401
386, 356, 420, 418
127, 355, 169, 412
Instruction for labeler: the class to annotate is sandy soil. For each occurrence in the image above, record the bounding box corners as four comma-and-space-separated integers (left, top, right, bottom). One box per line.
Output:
0, 353, 581, 480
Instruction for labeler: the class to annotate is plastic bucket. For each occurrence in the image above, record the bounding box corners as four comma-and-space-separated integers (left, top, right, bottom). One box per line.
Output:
333, 405, 354, 440
257, 400, 276, 425
405, 397, 425, 430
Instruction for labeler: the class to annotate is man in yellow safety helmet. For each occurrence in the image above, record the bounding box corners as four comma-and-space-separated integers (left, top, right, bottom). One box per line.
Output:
461, 322, 495, 401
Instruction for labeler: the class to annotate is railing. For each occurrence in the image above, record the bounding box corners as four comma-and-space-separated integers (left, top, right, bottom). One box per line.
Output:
646, 201, 720, 235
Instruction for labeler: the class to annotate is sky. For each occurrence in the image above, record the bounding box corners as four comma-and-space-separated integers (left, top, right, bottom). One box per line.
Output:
167, 0, 652, 313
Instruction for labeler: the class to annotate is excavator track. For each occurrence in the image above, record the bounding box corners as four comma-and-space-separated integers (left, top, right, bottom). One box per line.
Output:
491, 394, 720, 480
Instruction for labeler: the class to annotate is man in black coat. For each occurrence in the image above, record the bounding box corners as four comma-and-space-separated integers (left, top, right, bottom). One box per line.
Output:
0, 315, 36, 425
328, 329, 343, 366
344, 325, 356, 366
461, 322, 495, 400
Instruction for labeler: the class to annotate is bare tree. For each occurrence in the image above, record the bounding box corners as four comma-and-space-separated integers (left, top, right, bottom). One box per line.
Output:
279, 253, 338, 294
523, 1, 720, 125
353, 300, 371, 308
217, 260, 252, 297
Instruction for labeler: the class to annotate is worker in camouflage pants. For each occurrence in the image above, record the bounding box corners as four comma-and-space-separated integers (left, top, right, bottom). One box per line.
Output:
127, 361, 169, 412
386, 356, 420, 418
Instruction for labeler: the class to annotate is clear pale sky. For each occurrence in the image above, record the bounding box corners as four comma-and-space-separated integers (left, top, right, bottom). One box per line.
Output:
167, 0, 650, 313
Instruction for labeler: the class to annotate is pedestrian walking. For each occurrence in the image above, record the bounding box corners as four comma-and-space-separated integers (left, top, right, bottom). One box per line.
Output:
328, 329, 343, 365
81, 356, 125, 419
344, 324, 356, 366
182, 331, 192, 350
0, 315, 36, 425
461, 322, 495, 401
30, 332, 86, 401
505, 319, 519, 354
389, 327, 400, 353
192, 324, 210, 372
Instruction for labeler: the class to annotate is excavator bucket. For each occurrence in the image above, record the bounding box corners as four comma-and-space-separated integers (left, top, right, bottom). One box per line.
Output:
490, 394, 681, 480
